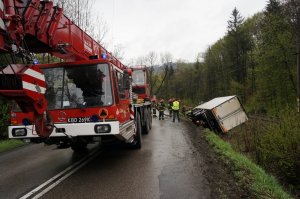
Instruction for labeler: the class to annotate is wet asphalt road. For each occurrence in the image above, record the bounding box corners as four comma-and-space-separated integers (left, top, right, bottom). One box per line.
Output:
42, 116, 211, 199
1, 116, 213, 199
0, 143, 99, 199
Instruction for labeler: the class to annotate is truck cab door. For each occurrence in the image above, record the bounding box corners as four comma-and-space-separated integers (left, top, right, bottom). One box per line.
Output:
114, 69, 130, 123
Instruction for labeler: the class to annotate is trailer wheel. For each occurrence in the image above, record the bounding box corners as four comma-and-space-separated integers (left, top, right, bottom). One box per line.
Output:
131, 113, 142, 149
142, 109, 150, 134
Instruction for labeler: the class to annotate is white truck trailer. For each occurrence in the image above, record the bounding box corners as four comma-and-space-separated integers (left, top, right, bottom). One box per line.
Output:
190, 96, 248, 133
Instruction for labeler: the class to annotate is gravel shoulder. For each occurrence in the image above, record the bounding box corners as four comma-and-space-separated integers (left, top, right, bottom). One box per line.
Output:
182, 119, 250, 198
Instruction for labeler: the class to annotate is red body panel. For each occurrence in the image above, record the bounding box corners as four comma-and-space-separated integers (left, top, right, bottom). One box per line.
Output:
10, 60, 131, 127
131, 67, 150, 100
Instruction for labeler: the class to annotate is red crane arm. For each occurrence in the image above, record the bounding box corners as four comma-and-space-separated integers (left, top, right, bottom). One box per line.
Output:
0, 0, 124, 69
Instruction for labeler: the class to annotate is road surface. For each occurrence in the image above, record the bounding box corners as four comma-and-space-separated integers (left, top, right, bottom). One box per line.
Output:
0, 116, 246, 199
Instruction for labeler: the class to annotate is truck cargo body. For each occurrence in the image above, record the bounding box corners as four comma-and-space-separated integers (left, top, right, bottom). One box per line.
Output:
191, 96, 248, 133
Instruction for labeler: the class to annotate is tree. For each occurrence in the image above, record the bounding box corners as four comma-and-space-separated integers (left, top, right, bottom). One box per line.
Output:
145, 52, 158, 95
155, 53, 173, 97
283, 0, 300, 111
266, 0, 281, 13
227, 7, 244, 34
111, 44, 125, 61
249, 0, 295, 113
225, 7, 252, 101
92, 15, 108, 46
53, 0, 108, 45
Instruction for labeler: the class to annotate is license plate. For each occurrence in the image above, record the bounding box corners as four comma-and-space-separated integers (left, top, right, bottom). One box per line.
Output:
67, 117, 90, 123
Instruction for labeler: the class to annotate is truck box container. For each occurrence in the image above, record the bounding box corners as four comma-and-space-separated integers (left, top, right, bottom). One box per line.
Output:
191, 96, 248, 133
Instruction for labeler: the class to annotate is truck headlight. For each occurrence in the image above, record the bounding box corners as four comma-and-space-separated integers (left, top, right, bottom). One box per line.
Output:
12, 128, 27, 137
94, 124, 111, 133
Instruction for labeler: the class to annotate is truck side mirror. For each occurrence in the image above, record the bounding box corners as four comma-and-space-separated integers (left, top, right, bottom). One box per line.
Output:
123, 70, 131, 90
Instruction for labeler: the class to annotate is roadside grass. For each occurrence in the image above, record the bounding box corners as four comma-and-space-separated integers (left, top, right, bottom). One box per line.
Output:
0, 139, 26, 153
205, 131, 293, 199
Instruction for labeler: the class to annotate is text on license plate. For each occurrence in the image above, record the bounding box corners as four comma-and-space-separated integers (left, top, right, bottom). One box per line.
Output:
67, 117, 90, 123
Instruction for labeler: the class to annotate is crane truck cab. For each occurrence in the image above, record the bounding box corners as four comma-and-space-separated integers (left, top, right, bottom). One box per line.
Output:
5, 59, 146, 150
129, 66, 152, 135
130, 66, 150, 102
0, 0, 152, 151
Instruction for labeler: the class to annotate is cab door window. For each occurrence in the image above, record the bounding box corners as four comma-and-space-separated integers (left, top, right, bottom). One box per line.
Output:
116, 71, 125, 99
113, 71, 120, 105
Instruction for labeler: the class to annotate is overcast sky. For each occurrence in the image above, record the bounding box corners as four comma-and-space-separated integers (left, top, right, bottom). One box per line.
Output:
94, 0, 267, 64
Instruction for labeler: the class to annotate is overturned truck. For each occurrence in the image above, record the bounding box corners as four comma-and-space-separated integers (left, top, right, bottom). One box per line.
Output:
189, 96, 248, 133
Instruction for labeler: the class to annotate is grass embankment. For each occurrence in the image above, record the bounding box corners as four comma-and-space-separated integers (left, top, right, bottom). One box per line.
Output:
205, 131, 292, 199
0, 139, 26, 153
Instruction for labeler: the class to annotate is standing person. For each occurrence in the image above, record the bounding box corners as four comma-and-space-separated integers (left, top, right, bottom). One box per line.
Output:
158, 99, 165, 120
168, 98, 173, 117
151, 99, 157, 117
182, 105, 187, 116
172, 98, 180, 122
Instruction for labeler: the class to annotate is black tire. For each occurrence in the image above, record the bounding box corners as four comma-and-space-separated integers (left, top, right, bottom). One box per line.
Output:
149, 108, 152, 130
131, 113, 142, 149
142, 109, 150, 134
71, 139, 88, 152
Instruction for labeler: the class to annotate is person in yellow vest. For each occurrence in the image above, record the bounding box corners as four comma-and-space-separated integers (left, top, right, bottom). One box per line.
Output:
172, 98, 180, 122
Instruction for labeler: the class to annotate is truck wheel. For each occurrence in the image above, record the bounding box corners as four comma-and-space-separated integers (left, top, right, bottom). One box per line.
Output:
142, 109, 150, 134
131, 113, 142, 149
149, 108, 152, 130
71, 139, 88, 152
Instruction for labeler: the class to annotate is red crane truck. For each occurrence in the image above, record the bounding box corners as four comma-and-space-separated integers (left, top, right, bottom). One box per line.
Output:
130, 66, 152, 134
0, 0, 152, 151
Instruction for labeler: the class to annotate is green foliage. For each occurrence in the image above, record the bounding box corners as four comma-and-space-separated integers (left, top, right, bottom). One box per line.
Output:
206, 131, 292, 199
257, 108, 300, 190
156, 3, 297, 114
252, 1, 296, 114
226, 7, 251, 94
35, 53, 62, 64
0, 98, 10, 139
229, 107, 300, 195
0, 140, 25, 153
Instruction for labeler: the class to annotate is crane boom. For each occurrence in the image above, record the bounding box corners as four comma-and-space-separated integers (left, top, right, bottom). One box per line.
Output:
0, 0, 124, 68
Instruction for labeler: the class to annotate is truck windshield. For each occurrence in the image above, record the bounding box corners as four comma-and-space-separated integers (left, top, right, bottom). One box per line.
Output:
132, 70, 145, 86
43, 63, 113, 109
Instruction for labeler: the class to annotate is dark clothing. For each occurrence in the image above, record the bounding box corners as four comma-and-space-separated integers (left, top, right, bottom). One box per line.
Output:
168, 102, 173, 116
157, 102, 165, 111
158, 102, 165, 120
182, 106, 186, 115
159, 111, 164, 120
173, 110, 180, 122
152, 102, 157, 117
152, 108, 157, 117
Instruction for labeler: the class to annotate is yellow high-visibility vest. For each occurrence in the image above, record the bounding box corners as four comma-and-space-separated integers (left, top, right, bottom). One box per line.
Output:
172, 101, 180, 110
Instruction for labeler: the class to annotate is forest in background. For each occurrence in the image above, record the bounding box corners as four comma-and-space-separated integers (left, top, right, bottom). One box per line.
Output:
153, 1, 298, 114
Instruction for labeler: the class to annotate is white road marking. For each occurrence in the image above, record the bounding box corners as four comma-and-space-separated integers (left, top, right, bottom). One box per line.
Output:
19, 149, 101, 199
